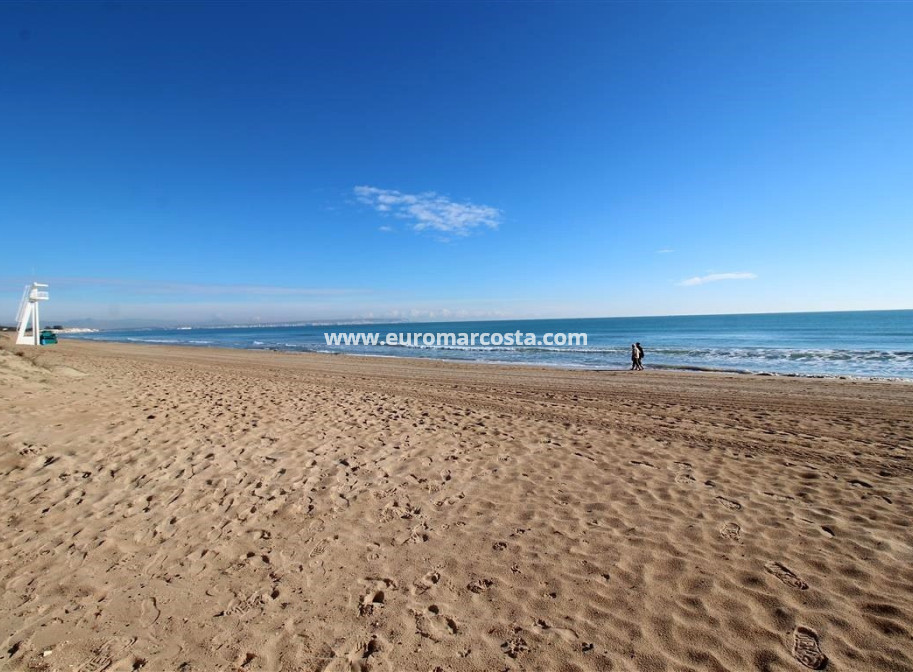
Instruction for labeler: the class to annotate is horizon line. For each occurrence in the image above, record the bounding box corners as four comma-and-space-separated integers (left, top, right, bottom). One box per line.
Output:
29, 306, 913, 331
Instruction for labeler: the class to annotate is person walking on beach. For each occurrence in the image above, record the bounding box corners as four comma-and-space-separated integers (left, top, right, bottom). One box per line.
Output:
635, 342, 645, 370
631, 343, 639, 371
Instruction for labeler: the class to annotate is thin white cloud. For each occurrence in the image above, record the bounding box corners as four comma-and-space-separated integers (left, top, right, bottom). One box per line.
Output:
355, 186, 501, 235
657, 248, 674, 254
678, 272, 758, 287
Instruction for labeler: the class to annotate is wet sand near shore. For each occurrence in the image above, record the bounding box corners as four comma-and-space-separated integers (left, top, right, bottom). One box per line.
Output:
1, 336, 912, 671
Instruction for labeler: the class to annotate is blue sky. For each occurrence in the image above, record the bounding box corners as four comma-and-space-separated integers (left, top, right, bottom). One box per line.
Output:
2, 1, 912, 325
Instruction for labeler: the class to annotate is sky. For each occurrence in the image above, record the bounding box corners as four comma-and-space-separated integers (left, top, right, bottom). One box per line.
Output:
2, 1, 912, 326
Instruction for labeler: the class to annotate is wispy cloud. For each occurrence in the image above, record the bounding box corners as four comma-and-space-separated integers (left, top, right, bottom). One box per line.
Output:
354, 186, 501, 235
678, 272, 757, 287
657, 248, 674, 254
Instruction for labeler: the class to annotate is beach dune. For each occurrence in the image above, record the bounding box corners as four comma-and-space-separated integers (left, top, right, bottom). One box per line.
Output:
1, 336, 911, 671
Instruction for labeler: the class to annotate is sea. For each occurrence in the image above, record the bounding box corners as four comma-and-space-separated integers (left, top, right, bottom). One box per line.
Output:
68, 310, 913, 380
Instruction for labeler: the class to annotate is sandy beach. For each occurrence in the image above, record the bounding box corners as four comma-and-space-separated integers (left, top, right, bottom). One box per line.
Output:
1, 335, 911, 672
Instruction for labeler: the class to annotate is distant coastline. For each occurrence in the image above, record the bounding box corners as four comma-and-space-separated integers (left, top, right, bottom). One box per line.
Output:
52, 307, 913, 333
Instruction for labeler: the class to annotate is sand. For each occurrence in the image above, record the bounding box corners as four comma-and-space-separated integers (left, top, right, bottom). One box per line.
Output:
1, 335, 911, 672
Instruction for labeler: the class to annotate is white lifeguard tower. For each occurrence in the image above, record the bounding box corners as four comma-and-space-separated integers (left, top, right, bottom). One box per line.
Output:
15, 282, 50, 346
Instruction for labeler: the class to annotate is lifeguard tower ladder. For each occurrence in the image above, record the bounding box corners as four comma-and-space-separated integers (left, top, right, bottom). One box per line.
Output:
16, 282, 50, 346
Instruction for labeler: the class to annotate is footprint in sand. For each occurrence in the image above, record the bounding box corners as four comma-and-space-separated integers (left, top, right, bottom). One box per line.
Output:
719, 522, 741, 541
411, 570, 441, 595
429, 605, 459, 634
412, 610, 439, 642
763, 491, 795, 503
140, 597, 160, 627
467, 578, 495, 594
327, 636, 388, 672
308, 538, 329, 558
17, 442, 45, 456
673, 462, 695, 484
77, 638, 136, 672
401, 523, 430, 545
765, 562, 808, 590
359, 577, 397, 615
78, 650, 114, 672
501, 630, 530, 659
216, 592, 264, 617
359, 589, 386, 616
716, 496, 742, 510
412, 606, 458, 642
793, 626, 828, 669
532, 618, 579, 643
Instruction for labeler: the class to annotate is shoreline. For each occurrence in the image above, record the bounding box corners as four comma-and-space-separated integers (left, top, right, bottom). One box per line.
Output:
62, 333, 913, 383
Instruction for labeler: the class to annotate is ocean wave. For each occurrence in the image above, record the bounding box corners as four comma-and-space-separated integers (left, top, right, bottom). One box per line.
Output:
124, 337, 182, 344
83, 336, 913, 367
358, 342, 913, 363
